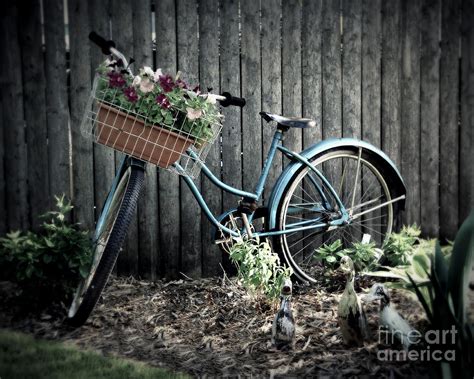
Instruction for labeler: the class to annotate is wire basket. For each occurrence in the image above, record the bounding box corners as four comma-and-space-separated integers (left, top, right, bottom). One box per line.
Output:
81, 74, 223, 178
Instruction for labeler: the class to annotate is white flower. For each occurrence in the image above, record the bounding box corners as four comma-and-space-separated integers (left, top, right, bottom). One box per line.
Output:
132, 75, 141, 87
154, 68, 163, 82
205, 94, 219, 104
186, 107, 202, 121
140, 77, 155, 93
140, 66, 155, 78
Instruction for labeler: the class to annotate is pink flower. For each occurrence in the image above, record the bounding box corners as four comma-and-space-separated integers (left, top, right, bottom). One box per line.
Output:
186, 107, 202, 120
139, 77, 155, 93
123, 86, 139, 103
153, 68, 163, 82
156, 94, 171, 109
159, 74, 175, 93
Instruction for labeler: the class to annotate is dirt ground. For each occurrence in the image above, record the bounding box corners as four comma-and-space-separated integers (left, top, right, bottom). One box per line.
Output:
0, 274, 437, 378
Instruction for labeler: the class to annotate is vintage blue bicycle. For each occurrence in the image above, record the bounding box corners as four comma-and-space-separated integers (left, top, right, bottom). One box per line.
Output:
68, 32, 406, 326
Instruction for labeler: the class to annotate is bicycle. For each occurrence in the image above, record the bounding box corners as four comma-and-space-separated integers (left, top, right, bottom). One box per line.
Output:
67, 32, 406, 326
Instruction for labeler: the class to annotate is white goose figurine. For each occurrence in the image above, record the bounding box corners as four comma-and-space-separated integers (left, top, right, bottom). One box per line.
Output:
337, 256, 368, 346
271, 278, 295, 349
363, 283, 414, 351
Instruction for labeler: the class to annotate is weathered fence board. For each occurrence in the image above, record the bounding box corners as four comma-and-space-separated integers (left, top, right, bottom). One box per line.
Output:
90, 0, 115, 223
19, 0, 50, 227
2, 1, 29, 231
133, 0, 159, 280
177, 0, 202, 278
400, 0, 422, 226
69, 0, 94, 231
44, 0, 71, 209
302, 0, 322, 147
282, 0, 303, 161
1, 0, 473, 278
460, 0, 474, 224
0, 93, 5, 235
439, 0, 460, 239
111, 0, 139, 276
381, 0, 402, 168
199, 0, 222, 277
219, 0, 241, 274
322, 0, 342, 140
420, 0, 441, 237
156, 0, 181, 279
241, 0, 262, 192
342, 0, 362, 140
261, 0, 282, 203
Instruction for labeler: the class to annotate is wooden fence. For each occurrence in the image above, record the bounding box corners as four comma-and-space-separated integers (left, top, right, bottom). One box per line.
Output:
0, 0, 473, 279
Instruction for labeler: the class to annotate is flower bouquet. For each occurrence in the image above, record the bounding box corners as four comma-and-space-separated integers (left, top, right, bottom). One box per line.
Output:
92, 59, 222, 169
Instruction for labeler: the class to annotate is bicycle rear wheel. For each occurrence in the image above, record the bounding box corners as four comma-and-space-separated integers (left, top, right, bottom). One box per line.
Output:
68, 164, 144, 326
274, 148, 398, 283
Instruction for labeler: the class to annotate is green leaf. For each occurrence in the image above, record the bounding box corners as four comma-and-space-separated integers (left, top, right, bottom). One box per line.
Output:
447, 211, 474, 326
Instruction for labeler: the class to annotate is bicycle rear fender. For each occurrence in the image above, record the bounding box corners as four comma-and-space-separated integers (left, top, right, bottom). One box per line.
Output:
266, 137, 406, 231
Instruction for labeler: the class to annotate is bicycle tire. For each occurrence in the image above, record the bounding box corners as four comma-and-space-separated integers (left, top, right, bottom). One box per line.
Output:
273, 147, 400, 284
67, 165, 144, 326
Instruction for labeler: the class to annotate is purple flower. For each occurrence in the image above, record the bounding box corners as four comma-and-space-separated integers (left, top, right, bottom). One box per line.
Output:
123, 86, 139, 103
156, 94, 171, 109
176, 79, 188, 89
108, 71, 126, 88
159, 74, 175, 93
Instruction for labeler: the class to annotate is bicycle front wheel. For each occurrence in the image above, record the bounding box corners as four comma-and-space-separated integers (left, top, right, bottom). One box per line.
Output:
68, 164, 144, 326
274, 148, 397, 283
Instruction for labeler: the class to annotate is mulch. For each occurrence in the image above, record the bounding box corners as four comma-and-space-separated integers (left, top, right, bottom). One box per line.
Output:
0, 275, 432, 378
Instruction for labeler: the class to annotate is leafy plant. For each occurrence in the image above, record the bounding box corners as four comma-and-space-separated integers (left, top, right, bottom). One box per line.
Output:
228, 238, 292, 301
313, 239, 380, 272
313, 239, 344, 269
96, 60, 222, 144
0, 196, 93, 305
409, 212, 473, 378
365, 240, 432, 303
382, 224, 421, 266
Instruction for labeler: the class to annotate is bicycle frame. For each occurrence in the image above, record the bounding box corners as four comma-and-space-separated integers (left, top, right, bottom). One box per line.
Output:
173, 128, 349, 238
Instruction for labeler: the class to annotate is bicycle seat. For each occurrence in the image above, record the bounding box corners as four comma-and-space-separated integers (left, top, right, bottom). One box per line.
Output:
259, 112, 316, 129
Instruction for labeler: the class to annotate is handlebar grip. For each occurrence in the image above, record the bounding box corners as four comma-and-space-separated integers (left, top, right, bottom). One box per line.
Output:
89, 31, 116, 55
220, 92, 246, 108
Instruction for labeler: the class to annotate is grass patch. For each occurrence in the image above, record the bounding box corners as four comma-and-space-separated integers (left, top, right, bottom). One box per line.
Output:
0, 329, 188, 379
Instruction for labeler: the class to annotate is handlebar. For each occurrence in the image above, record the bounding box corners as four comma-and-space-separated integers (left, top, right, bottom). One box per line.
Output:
219, 92, 246, 108
89, 31, 116, 55
89, 31, 245, 108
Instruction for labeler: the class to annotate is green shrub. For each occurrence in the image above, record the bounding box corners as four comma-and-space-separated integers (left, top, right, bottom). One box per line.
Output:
409, 212, 473, 378
312, 239, 344, 269
382, 224, 421, 266
313, 239, 381, 272
228, 238, 292, 301
0, 196, 92, 305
